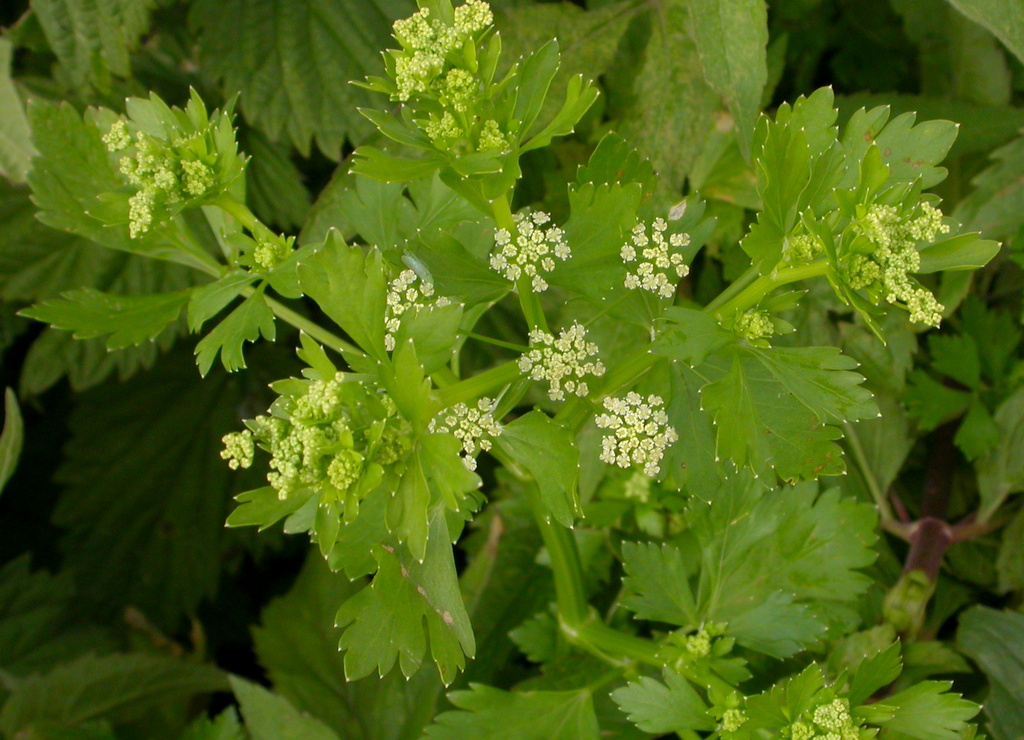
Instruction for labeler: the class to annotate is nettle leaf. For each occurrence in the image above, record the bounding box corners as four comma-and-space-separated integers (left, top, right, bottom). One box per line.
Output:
53, 348, 266, 627
0, 38, 34, 183
0, 387, 23, 495
610, 669, 713, 735
21, 288, 191, 351
687, 0, 768, 159
957, 606, 1024, 739
0, 653, 228, 736
336, 509, 474, 685
32, 0, 155, 90
614, 0, 720, 193
423, 684, 600, 740
230, 677, 340, 740
495, 411, 581, 527
299, 233, 388, 363
699, 345, 877, 484
686, 479, 878, 657
189, 0, 412, 158
194, 286, 276, 376
253, 552, 443, 739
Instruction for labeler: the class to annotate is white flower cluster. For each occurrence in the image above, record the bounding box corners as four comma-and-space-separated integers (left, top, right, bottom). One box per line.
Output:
851, 202, 950, 326
787, 698, 860, 740
428, 398, 503, 471
595, 392, 678, 477
490, 211, 571, 292
518, 322, 605, 401
385, 268, 452, 352
391, 1, 493, 100
620, 218, 690, 298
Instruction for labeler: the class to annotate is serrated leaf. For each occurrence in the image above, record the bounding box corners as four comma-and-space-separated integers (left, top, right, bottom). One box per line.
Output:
0, 38, 34, 183
955, 133, 1024, 241
929, 332, 981, 389
0, 387, 23, 495
188, 271, 258, 333
226, 486, 311, 532
0, 653, 228, 735
868, 681, 979, 740
194, 286, 276, 375
688, 0, 767, 159
189, 0, 412, 158
699, 345, 877, 484
620, 541, 698, 626
423, 684, 600, 740
21, 288, 190, 351
229, 676, 340, 740
242, 128, 311, 231
31, 0, 155, 90
945, 0, 1024, 66
848, 642, 903, 706
958, 606, 1024, 740
335, 509, 474, 685
495, 411, 580, 527
253, 551, 443, 739
611, 670, 713, 734
976, 387, 1024, 519
53, 349, 266, 627
179, 709, 246, 740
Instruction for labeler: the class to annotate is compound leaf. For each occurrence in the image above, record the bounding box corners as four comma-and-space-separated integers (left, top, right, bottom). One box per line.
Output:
610, 669, 713, 734
194, 286, 276, 376
620, 541, 698, 627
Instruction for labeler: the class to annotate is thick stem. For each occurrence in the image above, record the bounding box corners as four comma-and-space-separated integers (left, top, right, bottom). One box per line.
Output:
214, 195, 259, 232
435, 359, 522, 408
708, 261, 828, 319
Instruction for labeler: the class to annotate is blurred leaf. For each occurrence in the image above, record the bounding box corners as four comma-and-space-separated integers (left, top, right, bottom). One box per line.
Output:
179, 709, 246, 740
688, 0, 768, 159
945, 0, 1024, 66
242, 129, 310, 231
976, 387, 1024, 519
0, 653, 228, 735
995, 504, 1024, 593
189, 0, 414, 158
958, 606, 1024, 740
0, 38, 34, 183
955, 133, 1024, 241
31, 0, 155, 90
230, 676, 340, 740
0, 387, 23, 494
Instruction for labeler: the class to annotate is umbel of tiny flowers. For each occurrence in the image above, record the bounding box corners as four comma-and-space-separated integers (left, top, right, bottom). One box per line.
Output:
428, 397, 503, 471
490, 211, 571, 292
621, 218, 690, 298
735, 308, 775, 342
845, 202, 950, 326
385, 268, 452, 352
517, 322, 605, 401
595, 392, 678, 477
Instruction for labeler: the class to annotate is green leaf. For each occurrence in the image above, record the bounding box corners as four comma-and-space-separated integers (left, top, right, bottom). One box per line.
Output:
867, 681, 979, 740
0, 38, 34, 182
945, 0, 1024, 65
337, 177, 417, 253
229, 676, 340, 740
335, 508, 474, 685
0, 387, 23, 495
958, 606, 1024, 740
253, 551, 443, 739
188, 270, 258, 332
226, 486, 311, 531
687, 479, 878, 657
189, 0, 412, 158
21, 288, 190, 351
870, 111, 959, 189
976, 387, 1024, 519
954, 399, 1000, 461
848, 642, 903, 706
955, 133, 1024, 240
663, 362, 724, 498
610, 669, 713, 734
688, 0, 768, 159
53, 348, 265, 627
699, 345, 877, 484
620, 541, 698, 626
194, 286, 276, 376
423, 684, 600, 740
495, 411, 580, 527
995, 504, 1024, 594
32, 0, 155, 90
179, 709, 246, 740
929, 332, 981, 389
512, 41, 560, 144
916, 233, 1001, 274
242, 128, 311, 231
0, 653, 228, 735
615, 1, 720, 193
299, 233, 388, 362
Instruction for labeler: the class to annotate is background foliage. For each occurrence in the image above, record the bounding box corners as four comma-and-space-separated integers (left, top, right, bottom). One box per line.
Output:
1, 0, 1024, 737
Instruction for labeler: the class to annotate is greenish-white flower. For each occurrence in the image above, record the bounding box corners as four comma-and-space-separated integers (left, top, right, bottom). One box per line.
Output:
385, 268, 452, 352
490, 211, 571, 292
518, 322, 604, 401
595, 392, 677, 476
428, 397, 503, 471
621, 218, 690, 298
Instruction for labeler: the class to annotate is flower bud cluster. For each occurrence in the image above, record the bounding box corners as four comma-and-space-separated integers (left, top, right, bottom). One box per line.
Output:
595, 392, 678, 476
221, 368, 412, 522
490, 211, 571, 292
102, 94, 243, 239
784, 233, 823, 265
735, 309, 775, 341
428, 397, 503, 471
847, 202, 950, 326
517, 322, 605, 401
620, 218, 690, 298
385, 268, 452, 352
785, 698, 860, 740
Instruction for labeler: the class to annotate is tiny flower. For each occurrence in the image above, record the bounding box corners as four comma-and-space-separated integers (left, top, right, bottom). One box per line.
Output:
785, 233, 823, 264
102, 120, 131, 152
477, 119, 509, 151
595, 392, 678, 476
734, 309, 774, 341
220, 430, 254, 470
489, 211, 571, 292
384, 268, 452, 352
721, 709, 746, 733
428, 397, 503, 470
517, 322, 605, 401
621, 218, 690, 298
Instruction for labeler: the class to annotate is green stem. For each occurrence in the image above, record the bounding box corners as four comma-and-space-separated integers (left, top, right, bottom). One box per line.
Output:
527, 485, 588, 626
214, 195, 259, 232
844, 421, 896, 525
460, 330, 529, 353
703, 264, 760, 314
709, 261, 828, 318
435, 359, 522, 407
260, 294, 362, 358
